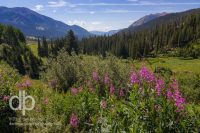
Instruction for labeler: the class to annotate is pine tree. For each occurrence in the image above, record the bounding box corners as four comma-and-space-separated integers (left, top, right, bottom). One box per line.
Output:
66, 30, 78, 54
37, 38, 41, 57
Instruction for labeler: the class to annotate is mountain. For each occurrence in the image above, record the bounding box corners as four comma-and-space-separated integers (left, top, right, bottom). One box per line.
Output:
81, 8, 200, 59
129, 12, 168, 28
90, 30, 120, 36
0, 6, 91, 38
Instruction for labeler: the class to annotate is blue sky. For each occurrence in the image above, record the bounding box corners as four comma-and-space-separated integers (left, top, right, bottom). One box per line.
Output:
1, 0, 200, 31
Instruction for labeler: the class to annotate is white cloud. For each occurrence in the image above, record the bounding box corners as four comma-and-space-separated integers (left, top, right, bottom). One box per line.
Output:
75, 2, 200, 6
67, 20, 87, 27
47, 0, 75, 8
90, 11, 95, 14
53, 10, 57, 13
104, 9, 150, 13
33, 4, 44, 11
91, 21, 101, 25
66, 20, 109, 31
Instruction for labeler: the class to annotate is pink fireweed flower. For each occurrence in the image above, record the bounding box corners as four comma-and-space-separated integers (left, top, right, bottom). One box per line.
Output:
44, 98, 49, 105
3, 95, 10, 102
167, 80, 185, 111
23, 79, 32, 88
110, 85, 115, 96
119, 89, 125, 97
16, 83, 24, 90
89, 87, 94, 93
155, 79, 165, 96
140, 67, 155, 82
130, 72, 140, 85
50, 79, 57, 88
104, 74, 110, 85
71, 88, 78, 95
167, 89, 173, 99
92, 71, 99, 81
78, 86, 83, 92
100, 100, 107, 109
70, 113, 79, 128
174, 89, 185, 111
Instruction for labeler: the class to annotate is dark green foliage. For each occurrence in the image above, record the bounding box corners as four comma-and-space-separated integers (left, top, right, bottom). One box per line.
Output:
178, 40, 200, 58
80, 9, 200, 59
38, 37, 49, 57
49, 30, 78, 56
66, 30, 78, 54
0, 24, 41, 78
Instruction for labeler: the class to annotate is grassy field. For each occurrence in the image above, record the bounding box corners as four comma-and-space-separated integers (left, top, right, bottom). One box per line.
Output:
27, 43, 38, 57
28, 43, 200, 74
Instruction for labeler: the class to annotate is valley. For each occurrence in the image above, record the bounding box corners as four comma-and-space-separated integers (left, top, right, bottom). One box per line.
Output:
0, 4, 200, 133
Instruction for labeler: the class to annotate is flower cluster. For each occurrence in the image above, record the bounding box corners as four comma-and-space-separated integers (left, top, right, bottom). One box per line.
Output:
130, 71, 140, 85
70, 113, 79, 128
71, 88, 78, 95
92, 71, 99, 81
167, 80, 185, 111
110, 85, 115, 96
50, 79, 57, 88
100, 100, 107, 109
140, 67, 155, 82
104, 74, 110, 85
16, 79, 32, 89
155, 79, 165, 96
3, 95, 10, 102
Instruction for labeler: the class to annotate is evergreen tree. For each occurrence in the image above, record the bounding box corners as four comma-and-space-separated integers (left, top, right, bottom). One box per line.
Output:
37, 38, 41, 57
66, 30, 78, 54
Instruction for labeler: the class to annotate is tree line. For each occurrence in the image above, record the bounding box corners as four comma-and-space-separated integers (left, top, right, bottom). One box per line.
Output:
80, 9, 200, 59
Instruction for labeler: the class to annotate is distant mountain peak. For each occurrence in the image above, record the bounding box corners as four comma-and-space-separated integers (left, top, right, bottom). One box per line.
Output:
129, 12, 168, 28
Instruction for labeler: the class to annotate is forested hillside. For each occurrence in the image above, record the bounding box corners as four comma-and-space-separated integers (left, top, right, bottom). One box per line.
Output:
0, 24, 41, 78
81, 8, 200, 58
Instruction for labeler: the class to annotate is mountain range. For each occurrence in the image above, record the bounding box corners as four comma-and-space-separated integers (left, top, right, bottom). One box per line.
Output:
1, 6, 192, 39
90, 30, 120, 36
0, 6, 91, 39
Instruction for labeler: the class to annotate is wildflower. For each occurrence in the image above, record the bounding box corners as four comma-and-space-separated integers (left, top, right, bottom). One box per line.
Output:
24, 79, 32, 88
3, 95, 10, 102
155, 79, 165, 96
174, 89, 185, 111
78, 86, 83, 92
16, 83, 24, 90
44, 98, 49, 105
100, 100, 107, 109
130, 71, 139, 84
168, 80, 185, 111
104, 74, 110, 84
50, 79, 57, 88
110, 85, 115, 96
70, 113, 79, 128
71, 88, 78, 95
119, 89, 125, 97
92, 71, 99, 81
167, 89, 173, 99
140, 67, 155, 82
88, 86, 92, 92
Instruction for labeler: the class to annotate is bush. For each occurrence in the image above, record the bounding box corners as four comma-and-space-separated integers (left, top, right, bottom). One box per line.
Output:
0, 62, 22, 132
